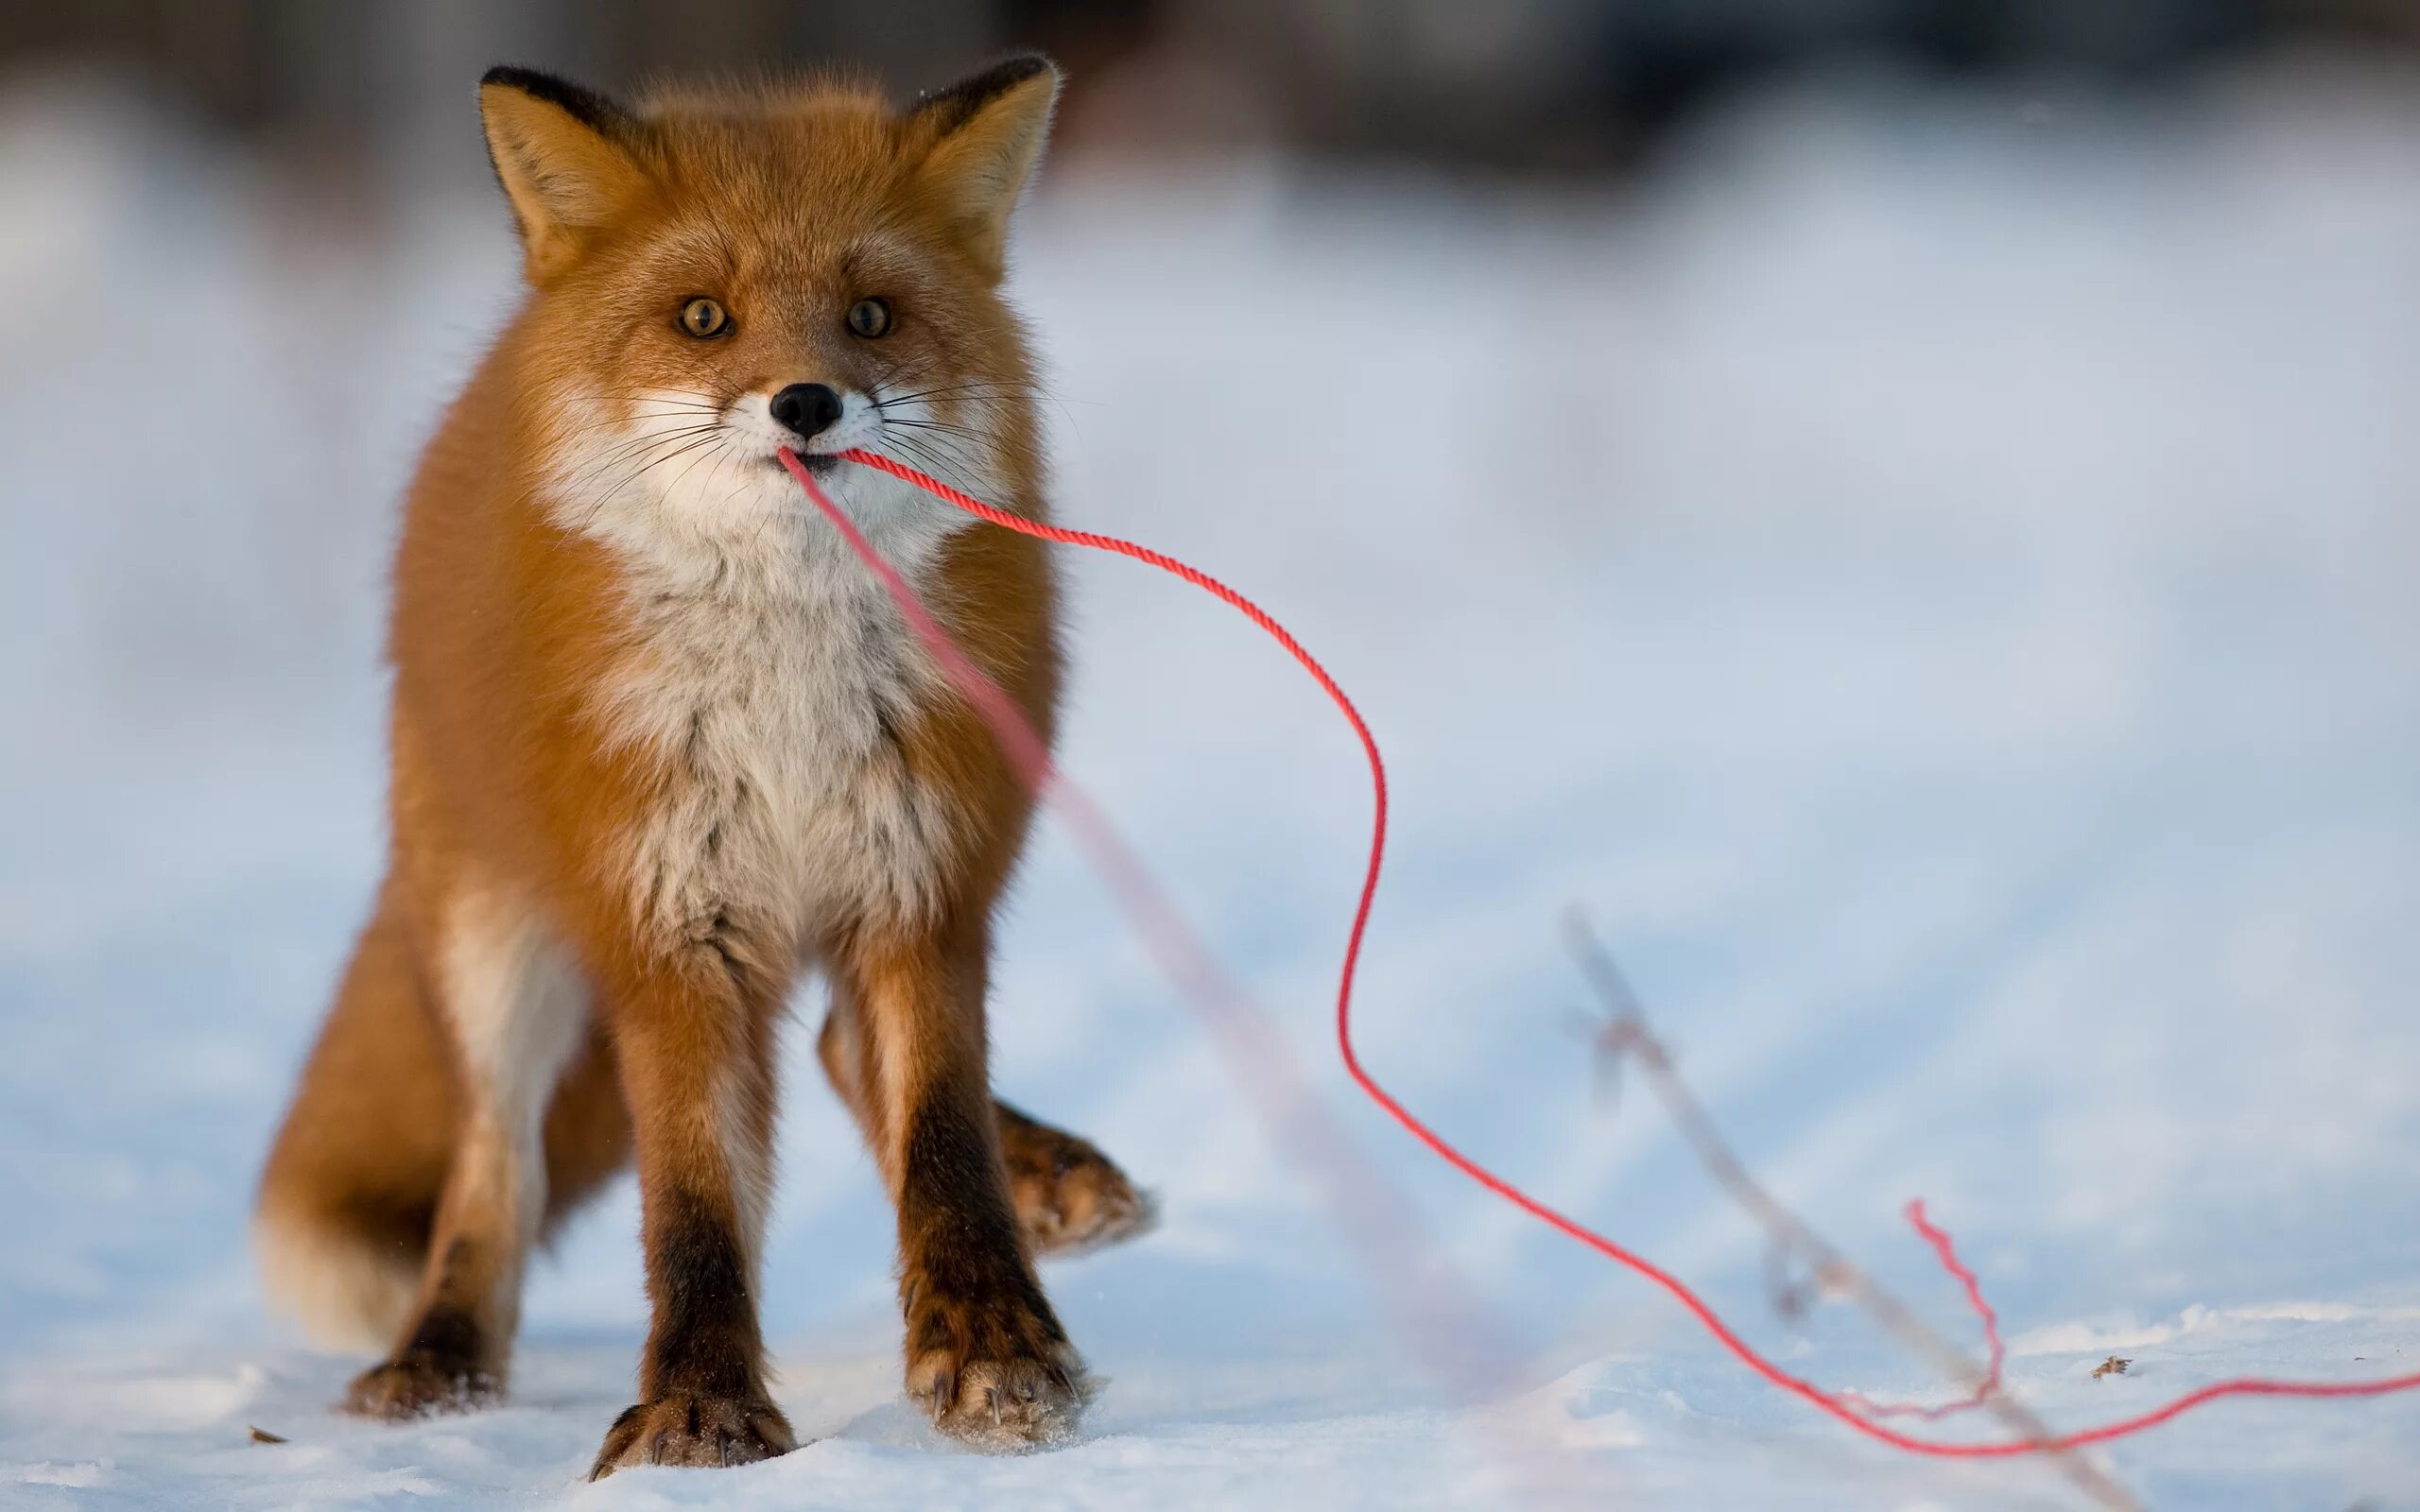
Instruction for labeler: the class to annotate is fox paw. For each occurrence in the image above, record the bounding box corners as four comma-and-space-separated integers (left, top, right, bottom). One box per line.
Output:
998, 1107, 1157, 1258
905, 1286, 1089, 1451
341, 1353, 498, 1421
588, 1394, 797, 1478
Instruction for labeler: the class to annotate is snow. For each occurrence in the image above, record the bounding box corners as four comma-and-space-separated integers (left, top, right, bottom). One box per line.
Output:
5, 60, 2419, 1509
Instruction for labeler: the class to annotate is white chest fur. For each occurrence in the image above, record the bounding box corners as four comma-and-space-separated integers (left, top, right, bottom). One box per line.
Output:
559, 448, 978, 954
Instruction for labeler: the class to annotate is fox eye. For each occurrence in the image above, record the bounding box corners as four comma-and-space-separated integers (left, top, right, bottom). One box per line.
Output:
846, 298, 892, 339
679, 298, 730, 338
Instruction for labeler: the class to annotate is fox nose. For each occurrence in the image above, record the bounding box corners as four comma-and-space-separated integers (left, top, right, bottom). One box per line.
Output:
769, 382, 843, 441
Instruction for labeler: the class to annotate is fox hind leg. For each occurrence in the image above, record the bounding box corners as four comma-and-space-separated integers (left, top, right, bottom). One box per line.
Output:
994, 1101, 1157, 1257
258, 877, 631, 1417
338, 884, 593, 1419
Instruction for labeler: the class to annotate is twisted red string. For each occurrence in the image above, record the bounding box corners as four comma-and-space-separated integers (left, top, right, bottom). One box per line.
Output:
777, 451, 1512, 1395
782, 445, 2420, 1460
1841, 1200, 2006, 1420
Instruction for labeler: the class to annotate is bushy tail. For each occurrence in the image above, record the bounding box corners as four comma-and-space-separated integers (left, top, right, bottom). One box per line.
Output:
254, 880, 457, 1353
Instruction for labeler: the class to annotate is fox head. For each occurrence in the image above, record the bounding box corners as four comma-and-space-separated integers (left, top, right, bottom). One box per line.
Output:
476, 58, 1060, 556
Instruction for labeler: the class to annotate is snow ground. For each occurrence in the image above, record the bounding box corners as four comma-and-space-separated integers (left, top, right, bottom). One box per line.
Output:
4, 60, 2419, 1510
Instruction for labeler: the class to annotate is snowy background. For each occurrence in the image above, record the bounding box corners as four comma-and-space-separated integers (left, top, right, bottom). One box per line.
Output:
5, 53, 2420, 1511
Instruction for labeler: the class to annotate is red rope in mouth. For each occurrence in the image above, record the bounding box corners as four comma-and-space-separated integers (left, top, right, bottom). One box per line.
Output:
779, 445, 2420, 1460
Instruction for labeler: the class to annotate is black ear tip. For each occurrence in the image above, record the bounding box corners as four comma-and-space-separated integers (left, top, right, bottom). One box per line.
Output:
478, 65, 630, 134
988, 53, 1059, 87
913, 52, 1061, 127
480, 64, 551, 93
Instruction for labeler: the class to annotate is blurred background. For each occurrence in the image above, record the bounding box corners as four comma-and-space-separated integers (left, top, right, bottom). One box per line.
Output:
8, 0, 2420, 171
3, 3, 2418, 1506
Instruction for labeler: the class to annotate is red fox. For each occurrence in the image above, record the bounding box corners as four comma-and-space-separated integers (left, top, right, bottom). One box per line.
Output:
253, 55, 1151, 1476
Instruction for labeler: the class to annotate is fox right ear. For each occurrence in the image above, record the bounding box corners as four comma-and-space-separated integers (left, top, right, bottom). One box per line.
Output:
478, 66, 646, 283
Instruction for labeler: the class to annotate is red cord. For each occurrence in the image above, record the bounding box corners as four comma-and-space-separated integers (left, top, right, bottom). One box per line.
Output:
784, 446, 2420, 1458
1840, 1200, 2006, 1420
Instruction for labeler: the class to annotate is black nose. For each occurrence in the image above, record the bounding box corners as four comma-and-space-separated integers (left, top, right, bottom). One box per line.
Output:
769, 382, 843, 440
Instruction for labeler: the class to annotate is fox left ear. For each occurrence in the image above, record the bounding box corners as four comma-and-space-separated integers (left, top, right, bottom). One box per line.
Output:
910, 55, 1062, 280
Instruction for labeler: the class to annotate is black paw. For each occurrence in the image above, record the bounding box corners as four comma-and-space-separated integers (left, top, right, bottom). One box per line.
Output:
588, 1394, 797, 1478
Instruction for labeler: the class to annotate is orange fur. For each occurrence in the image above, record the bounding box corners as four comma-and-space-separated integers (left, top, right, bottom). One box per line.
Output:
256, 56, 1148, 1476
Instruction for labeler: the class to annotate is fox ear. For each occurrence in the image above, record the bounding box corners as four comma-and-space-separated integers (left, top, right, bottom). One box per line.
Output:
910, 55, 1062, 280
478, 66, 646, 283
